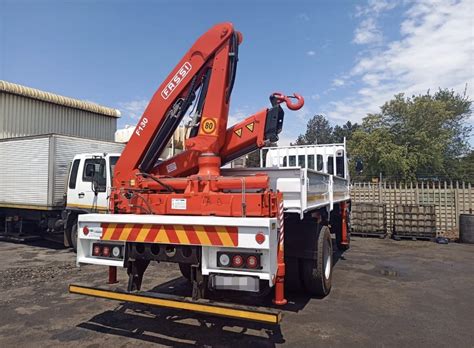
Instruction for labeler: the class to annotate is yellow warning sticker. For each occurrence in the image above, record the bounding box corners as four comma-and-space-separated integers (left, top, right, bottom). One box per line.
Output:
234, 128, 242, 137
201, 118, 217, 135
246, 122, 254, 132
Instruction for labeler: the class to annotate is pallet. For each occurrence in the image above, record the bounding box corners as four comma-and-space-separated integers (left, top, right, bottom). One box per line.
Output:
392, 234, 435, 242
351, 231, 387, 239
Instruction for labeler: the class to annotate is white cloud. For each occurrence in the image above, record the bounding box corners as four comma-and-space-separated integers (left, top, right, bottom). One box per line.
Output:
353, 0, 398, 45
332, 78, 346, 87
353, 18, 383, 44
307, 50, 316, 56
118, 99, 148, 120
355, 0, 397, 17
327, 0, 474, 125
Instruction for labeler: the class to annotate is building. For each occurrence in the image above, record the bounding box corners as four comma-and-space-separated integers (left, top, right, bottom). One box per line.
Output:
0, 80, 120, 141
115, 124, 187, 159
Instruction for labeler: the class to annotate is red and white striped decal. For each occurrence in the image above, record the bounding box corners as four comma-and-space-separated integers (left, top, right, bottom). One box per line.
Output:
278, 201, 285, 252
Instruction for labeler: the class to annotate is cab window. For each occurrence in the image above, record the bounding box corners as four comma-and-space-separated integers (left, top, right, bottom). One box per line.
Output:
308, 155, 315, 169
109, 156, 119, 181
336, 154, 345, 178
298, 155, 305, 168
288, 155, 296, 166
68, 159, 80, 189
317, 155, 323, 171
83, 158, 106, 192
327, 156, 334, 175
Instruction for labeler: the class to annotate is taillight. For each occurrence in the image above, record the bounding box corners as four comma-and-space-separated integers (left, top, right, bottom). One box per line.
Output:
92, 244, 101, 256
246, 255, 259, 269
231, 255, 244, 268
83, 226, 89, 236
112, 246, 121, 258
92, 243, 122, 259
218, 253, 231, 267
217, 252, 261, 270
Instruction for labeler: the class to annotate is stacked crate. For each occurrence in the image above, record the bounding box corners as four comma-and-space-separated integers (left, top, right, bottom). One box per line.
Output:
351, 203, 387, 238
393, 204, 436, 240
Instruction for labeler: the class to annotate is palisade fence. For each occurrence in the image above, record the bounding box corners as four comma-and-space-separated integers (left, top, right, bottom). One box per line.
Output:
351, 181, 474, 239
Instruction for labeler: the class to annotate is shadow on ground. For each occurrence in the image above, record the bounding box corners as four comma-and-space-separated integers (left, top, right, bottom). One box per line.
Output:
74, 241, 348, 346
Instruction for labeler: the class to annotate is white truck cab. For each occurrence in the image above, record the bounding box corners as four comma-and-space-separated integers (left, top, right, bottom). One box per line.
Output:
66, 153, 120, 212
63, 153, 120, 250
262, 140, 349, 179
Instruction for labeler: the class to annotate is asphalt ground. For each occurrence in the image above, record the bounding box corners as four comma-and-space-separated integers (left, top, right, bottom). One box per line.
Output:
0, 237, 473, 347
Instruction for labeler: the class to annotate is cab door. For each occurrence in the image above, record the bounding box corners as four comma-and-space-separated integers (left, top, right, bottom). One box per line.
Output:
67, 156, 108, 212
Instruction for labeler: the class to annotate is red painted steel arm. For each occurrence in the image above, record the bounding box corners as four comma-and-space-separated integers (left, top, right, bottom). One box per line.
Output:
114, 23, 238, 186
153, 93, 304, 177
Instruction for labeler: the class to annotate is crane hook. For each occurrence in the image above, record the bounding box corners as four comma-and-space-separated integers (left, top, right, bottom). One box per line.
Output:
271, 92, 305, 110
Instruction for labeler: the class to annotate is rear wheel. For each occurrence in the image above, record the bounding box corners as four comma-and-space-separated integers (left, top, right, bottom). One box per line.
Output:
66, 222, 78, 253
301, 225, 333, 297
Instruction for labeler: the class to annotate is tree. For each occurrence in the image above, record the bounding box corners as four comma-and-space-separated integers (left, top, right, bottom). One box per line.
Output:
332, 121, 360, 143
348, 89, 472, 181
294, 115, 334, 145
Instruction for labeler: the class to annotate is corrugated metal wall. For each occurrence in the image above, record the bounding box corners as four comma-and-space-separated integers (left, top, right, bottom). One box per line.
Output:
0, 93, 117, 141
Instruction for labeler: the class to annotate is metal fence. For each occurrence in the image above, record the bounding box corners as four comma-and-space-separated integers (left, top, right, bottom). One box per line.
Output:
351, 181, 474, 239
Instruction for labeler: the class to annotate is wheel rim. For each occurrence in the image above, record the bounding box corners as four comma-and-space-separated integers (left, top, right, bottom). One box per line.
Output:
323, 238, 331, 279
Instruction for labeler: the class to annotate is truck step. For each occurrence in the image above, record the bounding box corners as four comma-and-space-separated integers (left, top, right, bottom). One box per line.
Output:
69, 284, 281, 325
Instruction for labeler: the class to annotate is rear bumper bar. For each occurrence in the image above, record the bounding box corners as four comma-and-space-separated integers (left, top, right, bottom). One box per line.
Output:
69, 284, 281, 324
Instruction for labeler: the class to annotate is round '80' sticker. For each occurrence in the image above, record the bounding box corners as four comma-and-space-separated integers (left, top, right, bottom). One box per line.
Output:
201, 118, 217, 135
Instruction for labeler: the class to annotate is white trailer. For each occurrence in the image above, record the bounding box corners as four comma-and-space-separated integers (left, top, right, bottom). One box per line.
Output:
0, 134, 124, 245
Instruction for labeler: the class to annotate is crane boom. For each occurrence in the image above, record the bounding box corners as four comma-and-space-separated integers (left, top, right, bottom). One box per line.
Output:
111, 22, 304, 217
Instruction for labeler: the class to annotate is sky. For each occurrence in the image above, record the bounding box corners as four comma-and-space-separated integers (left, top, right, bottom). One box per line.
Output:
1, 0, 473, 145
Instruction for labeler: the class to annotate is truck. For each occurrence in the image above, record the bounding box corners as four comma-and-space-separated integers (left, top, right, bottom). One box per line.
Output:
69, 22, 351, 324
0, 134, 124, 249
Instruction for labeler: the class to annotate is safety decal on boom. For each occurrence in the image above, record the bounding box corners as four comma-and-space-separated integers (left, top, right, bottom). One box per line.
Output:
234, 128, 242, 137
245, 122, 254, 132
100, 223, 238, 246
200, 118, 218, 135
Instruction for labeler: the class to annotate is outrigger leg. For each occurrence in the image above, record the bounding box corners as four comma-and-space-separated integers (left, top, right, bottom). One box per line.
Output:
191, 264, 208, 300
127, 259, 150, 291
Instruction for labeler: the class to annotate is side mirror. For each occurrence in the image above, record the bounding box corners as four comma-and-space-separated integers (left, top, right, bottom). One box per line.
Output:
355, 159, 364, 173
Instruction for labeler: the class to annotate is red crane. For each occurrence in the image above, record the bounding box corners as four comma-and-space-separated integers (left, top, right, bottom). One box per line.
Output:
111, 22, 303, 219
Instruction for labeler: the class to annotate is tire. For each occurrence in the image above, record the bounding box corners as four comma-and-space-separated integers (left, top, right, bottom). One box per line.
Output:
302, 225, 333, 297
179, 263, 191, 281
66, 222, 78, 253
